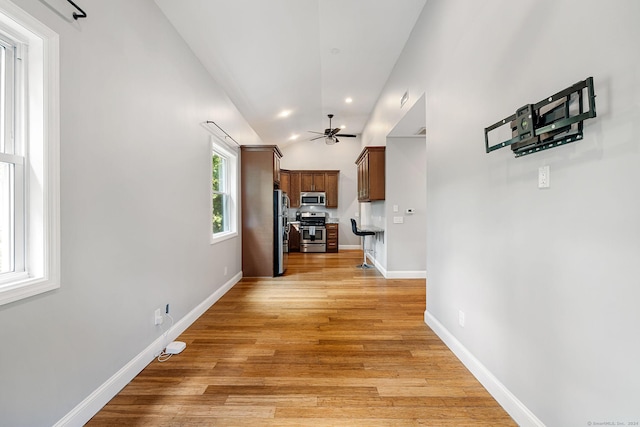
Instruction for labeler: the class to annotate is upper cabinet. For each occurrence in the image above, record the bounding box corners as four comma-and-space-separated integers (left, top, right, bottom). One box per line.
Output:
280, 169, 290, 195
273, 149, 282, 186
287, 170, 339, 208
355, 146, 385, 202
289, 171, 301, 208
324, 171, 339, 208
301, 172, 326, 192
241, 145, 283, 189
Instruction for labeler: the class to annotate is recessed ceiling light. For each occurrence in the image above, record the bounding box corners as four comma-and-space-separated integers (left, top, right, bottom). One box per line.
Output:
278, 110, 292, 118
289, 134, 299, 140
340, 125, 346, 129
345, 97, 353, 104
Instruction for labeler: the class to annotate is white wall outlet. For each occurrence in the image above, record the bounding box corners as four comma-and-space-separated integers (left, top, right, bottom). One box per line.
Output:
354, 212, 359, 218
393, 216, 404, 224
458, 310, 465, 327
538, 165, 550, 188
224, 266, 228, 276
154, 308, 163, 325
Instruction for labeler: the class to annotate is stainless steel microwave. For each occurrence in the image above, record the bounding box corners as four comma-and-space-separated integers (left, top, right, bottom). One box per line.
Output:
300, 192, 326, 206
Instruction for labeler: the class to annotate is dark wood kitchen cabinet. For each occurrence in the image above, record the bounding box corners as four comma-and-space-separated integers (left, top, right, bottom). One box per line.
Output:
280, 169, 290, 194
301, 172, 325, 192
287, 170, 338, 208
289, 171, 301, 208
240, 145, 283, 277
273, 151, 281, 186
356, 146, 385, 202
324, 171, 339, 208
326, 223, 339, 253
288, 224, 300, 252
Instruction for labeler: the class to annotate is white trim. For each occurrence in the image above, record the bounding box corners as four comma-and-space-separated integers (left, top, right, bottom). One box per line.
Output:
385, 270, 426, 279
210, 135, 238, 245
424, 310, 545, 427
366, 253, 387, 276
339, 245, 361, 250
54, 272, 243, 427
209, 230, 238, 245
0, 0, 60, 306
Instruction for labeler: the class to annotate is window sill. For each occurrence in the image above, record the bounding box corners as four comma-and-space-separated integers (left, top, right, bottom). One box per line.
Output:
210, 230, 238, 245
0, 275, 60, 306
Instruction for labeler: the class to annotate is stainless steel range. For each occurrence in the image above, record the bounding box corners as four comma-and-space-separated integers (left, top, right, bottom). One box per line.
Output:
299, 211, 327, 253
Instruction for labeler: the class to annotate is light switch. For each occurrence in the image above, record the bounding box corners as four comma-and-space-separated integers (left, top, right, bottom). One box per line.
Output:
538, 165, 550, 189
393, 205, 399, 212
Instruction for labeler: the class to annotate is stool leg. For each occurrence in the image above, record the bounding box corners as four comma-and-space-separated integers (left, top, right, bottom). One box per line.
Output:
357, 235, 373, 269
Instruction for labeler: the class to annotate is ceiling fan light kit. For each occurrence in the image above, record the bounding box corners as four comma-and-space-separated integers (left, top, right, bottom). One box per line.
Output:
309, 114, 357, 145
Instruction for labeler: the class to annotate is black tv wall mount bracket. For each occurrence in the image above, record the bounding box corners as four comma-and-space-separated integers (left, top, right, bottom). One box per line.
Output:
484, 77, 596, 158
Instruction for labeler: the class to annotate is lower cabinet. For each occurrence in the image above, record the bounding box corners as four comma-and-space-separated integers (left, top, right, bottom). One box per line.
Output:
326, 223, 338, 253
288, 224, 300, 252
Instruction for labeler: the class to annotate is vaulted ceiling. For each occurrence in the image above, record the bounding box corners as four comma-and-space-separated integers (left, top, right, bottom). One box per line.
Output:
155, 0, 426, 146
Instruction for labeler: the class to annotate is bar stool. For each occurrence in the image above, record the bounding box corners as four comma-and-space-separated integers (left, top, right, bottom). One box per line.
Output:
351, 218, 375, 269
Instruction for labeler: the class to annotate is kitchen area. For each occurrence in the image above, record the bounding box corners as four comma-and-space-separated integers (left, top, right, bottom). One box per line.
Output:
240, 144, 383, 277
286, 185, 340, 255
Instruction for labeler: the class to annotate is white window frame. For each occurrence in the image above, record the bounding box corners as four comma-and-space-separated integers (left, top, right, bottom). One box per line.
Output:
210, 135, 237, 245
0, 0, 60, 306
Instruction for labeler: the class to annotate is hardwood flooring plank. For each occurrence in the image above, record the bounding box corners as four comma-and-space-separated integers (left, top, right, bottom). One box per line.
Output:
87, 251, 515, 426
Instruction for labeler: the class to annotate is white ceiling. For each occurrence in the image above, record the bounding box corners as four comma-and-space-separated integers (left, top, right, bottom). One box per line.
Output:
154, 0, 427, 146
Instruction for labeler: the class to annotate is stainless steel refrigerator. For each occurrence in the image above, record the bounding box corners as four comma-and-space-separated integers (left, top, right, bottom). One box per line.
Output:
274, 189, 289, 275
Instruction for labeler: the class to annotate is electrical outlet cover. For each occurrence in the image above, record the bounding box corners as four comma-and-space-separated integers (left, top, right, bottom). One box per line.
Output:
154, 309, 163, 325
538, 165, 550, 188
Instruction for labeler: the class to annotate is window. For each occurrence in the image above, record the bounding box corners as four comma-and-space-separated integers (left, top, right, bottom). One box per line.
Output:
0, 31, 23, 277
210, 136, 237, 244
0, 1, 60, 306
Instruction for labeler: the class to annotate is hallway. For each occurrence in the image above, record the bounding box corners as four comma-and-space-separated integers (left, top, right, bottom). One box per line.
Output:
88, 251, 515, 426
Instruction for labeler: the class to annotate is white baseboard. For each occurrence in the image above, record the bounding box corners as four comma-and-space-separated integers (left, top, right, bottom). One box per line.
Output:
339, 245, 361, 250
424, 310, 545, 427
385, 270, 426, 279
366, 254, 426, 279
54, 272, 243, 427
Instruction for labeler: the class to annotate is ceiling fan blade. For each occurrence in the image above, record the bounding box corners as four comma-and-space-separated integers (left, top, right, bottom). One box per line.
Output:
306, 115, 351, 143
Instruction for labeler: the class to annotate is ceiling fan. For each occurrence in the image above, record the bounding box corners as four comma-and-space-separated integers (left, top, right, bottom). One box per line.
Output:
308, 114, 357, 144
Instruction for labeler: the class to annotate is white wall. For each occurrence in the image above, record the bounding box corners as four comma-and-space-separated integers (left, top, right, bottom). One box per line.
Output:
359, 137, 427, 278
363, 0, 640, 425
280, 138, 362, 247
386, 137, 426, 276
0, 1, 260, 425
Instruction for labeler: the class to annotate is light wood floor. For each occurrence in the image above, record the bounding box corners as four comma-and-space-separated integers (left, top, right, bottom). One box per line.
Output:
87, 250, 515, 426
